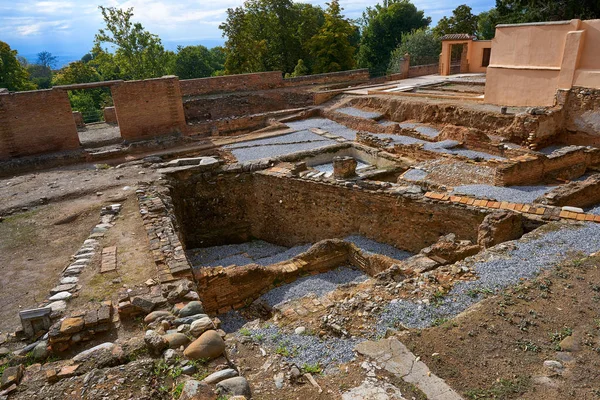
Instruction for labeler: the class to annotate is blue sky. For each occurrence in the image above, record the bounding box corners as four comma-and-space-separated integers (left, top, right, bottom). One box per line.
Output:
0, 0, 495, 66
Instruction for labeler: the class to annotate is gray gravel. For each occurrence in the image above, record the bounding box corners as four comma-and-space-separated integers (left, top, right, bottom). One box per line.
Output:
399, 122, 440, 138
344, 235, 413, 261
336, 107, 383, 120
224, 130, 336, 162
260, 266, 368, 307
585, 204, 600, 215
377, 222, 600, 330
239, 324, 360, 369
373, 134, 426, 146
401, 168, 429, 182
188, 240, 310, 268
452, 184, 555, 203
287, 118, 357, 140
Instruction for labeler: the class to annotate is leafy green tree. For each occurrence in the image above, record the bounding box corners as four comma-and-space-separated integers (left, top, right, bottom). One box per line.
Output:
388, 29, 440, 73
307, 0, 357, 73
285, 59, 309, 77
36, 51, 58, 69
495, 0, 600, 24
174, 45, 214, 79
27, 64, 53, 89
94, 6, 170, 80
81, 53, 93, 63
87, 44, 121, 81
477, 9, 499, 39
0, 41, 36, 91
433, 5, 478, 37
357, 0, 430, 75
52, 61, 101, 86
209, 46, 227, 74
220, 0, 325, 74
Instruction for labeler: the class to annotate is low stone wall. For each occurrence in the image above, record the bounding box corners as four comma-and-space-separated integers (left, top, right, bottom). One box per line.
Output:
73, 112, 85, 128
494, 146, 600, 186
47, 302, 113, 352
194, 239, 397, 313
103, 107, 117, 124
536, 173, 600, 208
282, 69, 370, 87
560, 87, 600, 146
180, 72, 283, 97
408, 64, 439, 78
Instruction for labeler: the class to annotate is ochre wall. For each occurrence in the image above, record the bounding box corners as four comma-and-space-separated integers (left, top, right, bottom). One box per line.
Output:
485, 19, 600, 106
111, 76, 186, 141
469, 41, 492, 73
0, 89, 80, 160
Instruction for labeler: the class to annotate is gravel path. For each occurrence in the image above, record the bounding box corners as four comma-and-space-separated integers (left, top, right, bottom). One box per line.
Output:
188, 240, 311, 268
399, 122, 440, 138
336, 107, 383, 120
344, 235, 414, 261
224, 130, 336, 162
260, 266, 368, 307
287, 118, 357, 140
239, 324, 361, 369
377, 222, 600, 330
452, 184, 555, 203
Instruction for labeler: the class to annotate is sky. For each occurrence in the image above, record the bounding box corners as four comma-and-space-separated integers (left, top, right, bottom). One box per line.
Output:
0, 0, 495, 67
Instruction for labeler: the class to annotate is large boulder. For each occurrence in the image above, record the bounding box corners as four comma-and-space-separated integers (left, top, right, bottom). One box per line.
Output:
144, 310, 172, 324
216, 377, 251, 398
184, 330, 225, 360
144, 330, 168, 356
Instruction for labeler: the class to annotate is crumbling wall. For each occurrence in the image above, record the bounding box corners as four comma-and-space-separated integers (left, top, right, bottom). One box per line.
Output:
536, 173, 600, 208
494, 147, 600, 186
408, 64, 439, 78
111, 76, 186, 141
560, 87, 600, 146
169, 170, 487, 254
103, 106, 117, 124
282, 69, 370, 87
180, 72, 283, 97
0, 89, 80, 160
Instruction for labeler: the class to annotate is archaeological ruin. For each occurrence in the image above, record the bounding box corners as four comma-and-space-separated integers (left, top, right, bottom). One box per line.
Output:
2, 18, 600, 400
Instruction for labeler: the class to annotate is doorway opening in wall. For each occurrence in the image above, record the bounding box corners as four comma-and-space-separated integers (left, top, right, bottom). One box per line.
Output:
481, 48, 491, 67
449, 44, 465, 74
65, 85, 122, 148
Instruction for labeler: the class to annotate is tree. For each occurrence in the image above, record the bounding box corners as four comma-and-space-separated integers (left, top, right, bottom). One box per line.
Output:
27, 64, 53, 89
357, 0, 430, 75
209, 46, 226, 74
220, 0, 326, 75
94, 6, 170, 80
81, 53, 93, 63
174, 45, 214, 79
0, 41, 36, 91
286, 59, 309, 77
36, 51, 58, 69
52, 61, 101, 86
495, 0, 600, 24
477, 9, 499, 39
433, 5, 478, 37
307, 0, 357, 73
388, 29, 440, 73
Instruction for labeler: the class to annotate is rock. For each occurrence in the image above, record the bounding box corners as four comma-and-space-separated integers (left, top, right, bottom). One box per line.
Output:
342, 378, 405, 399
60, 317, 84, 334
167, 284, 190, 304
73, 343, 116, 362
182, 364, 197, 375
144, 330, 168, 356
60, 277, 79, 284
203, 368, 238, 384
163, 349, 178, 364
559, 335, 579, 352
32, 341, 48, 360
216, 377, 251, 398
178, 379, 216, 400
48, 291, 72, 301
294, 326, 306, 335
174, 314, 209, 326
190, 317, 215, 337
289, 365, 302, 382
184, 330, 225, 360
144, 311, 172, 324
47, 301, 67, 313
164, 333, 190, 349
562, 206, 584, 213
131, 296, 156, 314
0, 365, 23, 390
0, 347, 10, 357
179, 301, 205, 318
543, 360, 564, 374
274, 372, 284, 389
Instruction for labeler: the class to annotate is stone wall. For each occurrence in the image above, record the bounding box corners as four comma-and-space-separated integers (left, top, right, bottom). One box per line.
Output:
194, 239, 397, 313
560, 87, 600, 146
180, 72, 283, 97
536, 173, 600, 208
282, 69, 370, 87
408, 64, 440, 78
0, 89, 80, 160
111, 76, 186, 141
168, 170, 487, 254
103, 106, 117, 124
494, 146, 600, 186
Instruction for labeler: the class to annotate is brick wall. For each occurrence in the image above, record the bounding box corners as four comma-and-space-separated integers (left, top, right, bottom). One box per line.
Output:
169, 171, 487, 253
282, 69, 370, 87
0, 89, 80, 160
180, 72, 283, 97
103, 106, 117, 124
408, 64, 440, 78
111, 76, 186, 141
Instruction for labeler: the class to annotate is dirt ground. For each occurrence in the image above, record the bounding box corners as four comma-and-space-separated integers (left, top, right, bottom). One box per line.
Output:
402, 254, 600, 400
